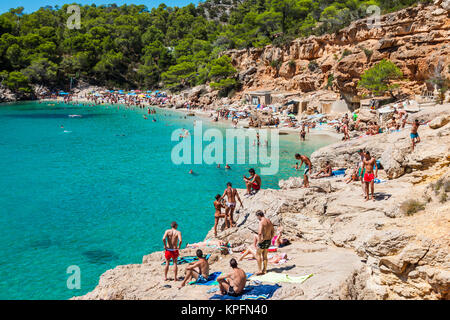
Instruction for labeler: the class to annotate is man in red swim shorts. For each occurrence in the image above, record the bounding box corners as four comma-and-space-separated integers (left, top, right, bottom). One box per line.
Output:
243, 168, 262, 196
162, 221, 182, 281
362, 151, 378, 201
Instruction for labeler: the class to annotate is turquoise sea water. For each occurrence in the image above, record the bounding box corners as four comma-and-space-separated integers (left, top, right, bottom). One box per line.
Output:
0, 101, 337, 299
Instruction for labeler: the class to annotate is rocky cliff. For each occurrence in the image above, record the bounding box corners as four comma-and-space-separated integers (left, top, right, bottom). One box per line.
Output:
73, 104, 450, 300
227, 1, 450, 102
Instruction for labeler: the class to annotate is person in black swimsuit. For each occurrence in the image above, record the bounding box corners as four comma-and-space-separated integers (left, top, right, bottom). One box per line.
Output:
255, 211, 274, 275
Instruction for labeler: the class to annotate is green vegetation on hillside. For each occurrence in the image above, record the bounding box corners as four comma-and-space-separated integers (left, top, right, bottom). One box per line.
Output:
358, 59, 403, 97
0, 0, 431, 93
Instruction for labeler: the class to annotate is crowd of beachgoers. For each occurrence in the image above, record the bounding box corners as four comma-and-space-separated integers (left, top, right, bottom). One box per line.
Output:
39, 89, 430, 298
160, 114, 425, 296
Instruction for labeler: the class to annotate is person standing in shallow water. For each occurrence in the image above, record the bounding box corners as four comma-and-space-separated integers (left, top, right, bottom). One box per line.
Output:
255, 210, 274, 275
162, 221, 182, 281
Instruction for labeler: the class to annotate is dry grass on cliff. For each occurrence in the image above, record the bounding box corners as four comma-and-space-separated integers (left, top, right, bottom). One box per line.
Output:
400, 199, 426, 216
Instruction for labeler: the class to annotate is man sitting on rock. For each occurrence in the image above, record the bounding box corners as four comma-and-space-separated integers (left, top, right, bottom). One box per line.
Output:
312, 161, 333, 179
217, 258, 247, 297
243, 168, 261, 196
178, 249, 210, 288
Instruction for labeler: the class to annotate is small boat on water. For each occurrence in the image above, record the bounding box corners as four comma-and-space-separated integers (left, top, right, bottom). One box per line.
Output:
68, 115, 82, 118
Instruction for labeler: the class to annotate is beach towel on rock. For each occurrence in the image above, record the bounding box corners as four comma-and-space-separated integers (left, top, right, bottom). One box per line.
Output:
161, 254, 211, 266
209, 284, 280, 300
189, 272, 222, 286
332, 169, 346, 176
190, 272, 253, 286
189, 271, 253, 286
249, 272, 313, 284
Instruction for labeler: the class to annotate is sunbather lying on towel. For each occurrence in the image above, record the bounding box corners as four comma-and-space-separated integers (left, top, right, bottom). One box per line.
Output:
186, 239, 229, 249
268, 252, 288, 264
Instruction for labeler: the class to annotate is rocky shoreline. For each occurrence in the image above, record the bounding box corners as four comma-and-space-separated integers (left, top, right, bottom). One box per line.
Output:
73, 104, 449, 300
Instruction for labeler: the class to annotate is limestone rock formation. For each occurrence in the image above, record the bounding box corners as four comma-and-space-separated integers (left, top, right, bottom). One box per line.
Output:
226, 3, 449, 102
73, 105, 449, 300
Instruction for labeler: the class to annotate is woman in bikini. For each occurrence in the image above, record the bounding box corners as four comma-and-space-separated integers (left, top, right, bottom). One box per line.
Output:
213, 194, 226, 237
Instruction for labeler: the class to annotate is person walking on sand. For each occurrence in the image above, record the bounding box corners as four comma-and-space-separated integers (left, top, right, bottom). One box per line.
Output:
295, 153, 312, 188
163, 221, 182, 281
255, 210, 274, 275
178, 249, 209, 288
213, 194, 227, 237
362, 151, 378, 201
221, 182, 243, 228
217, 258, 247, 296
243, 168, 261, 196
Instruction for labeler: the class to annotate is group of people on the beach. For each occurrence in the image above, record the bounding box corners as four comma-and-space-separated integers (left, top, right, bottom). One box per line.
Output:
334, 109, 424, 152
163, 208, 283, 296
162, 164, 274, 296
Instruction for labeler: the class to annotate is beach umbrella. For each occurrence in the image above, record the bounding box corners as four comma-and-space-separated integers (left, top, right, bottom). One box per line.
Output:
147, 90, 152, 93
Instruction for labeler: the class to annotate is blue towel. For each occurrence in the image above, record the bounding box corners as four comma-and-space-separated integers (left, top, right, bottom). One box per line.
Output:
162, 254, 211, 266
332, 169, 346, 176
209, 284, 280, 300
190, 272, 222, 286
191, 272, 253, 286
